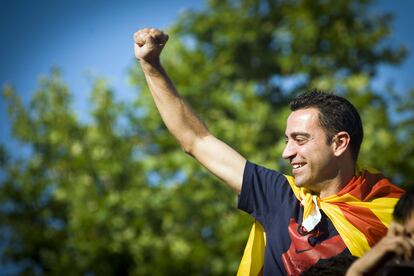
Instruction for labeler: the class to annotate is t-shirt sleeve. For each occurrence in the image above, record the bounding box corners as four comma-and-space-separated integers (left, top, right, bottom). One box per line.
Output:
238, 160, 293, 228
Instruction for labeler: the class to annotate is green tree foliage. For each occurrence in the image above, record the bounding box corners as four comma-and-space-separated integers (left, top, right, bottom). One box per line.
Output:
1, 0, 413, 274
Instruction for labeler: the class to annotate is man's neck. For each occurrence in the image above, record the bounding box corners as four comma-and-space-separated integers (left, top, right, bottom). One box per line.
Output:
318, 165, 356, 199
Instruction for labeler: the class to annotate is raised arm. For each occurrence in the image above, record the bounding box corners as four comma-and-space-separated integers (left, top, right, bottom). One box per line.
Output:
134, 28, 246, 192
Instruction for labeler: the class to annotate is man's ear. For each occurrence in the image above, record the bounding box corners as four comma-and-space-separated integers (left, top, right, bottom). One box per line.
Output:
332, 131, 351, 157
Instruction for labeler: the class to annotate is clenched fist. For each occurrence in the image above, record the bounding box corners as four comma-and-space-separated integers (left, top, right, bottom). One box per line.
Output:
134, 28, 169, 63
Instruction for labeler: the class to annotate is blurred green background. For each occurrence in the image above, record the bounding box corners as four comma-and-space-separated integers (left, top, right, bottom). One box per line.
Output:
1, 0, 413, 274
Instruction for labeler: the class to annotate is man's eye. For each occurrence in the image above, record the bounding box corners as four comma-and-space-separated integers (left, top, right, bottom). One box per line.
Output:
296, 138, 306, 144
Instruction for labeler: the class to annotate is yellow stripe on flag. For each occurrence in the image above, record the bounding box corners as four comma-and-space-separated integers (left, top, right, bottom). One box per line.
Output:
319, 201, 370, 257
346, 197, 399, 227
237, 221, 266, 276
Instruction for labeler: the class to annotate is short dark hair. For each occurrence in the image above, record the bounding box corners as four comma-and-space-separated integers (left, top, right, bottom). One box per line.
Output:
393, 188, 414, 223
290, 89, 364, 162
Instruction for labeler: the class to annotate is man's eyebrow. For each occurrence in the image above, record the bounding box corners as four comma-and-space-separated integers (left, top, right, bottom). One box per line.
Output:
289, 132, 311, 138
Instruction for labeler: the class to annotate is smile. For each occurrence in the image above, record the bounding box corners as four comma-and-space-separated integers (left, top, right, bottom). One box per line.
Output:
292, 163, 306, 169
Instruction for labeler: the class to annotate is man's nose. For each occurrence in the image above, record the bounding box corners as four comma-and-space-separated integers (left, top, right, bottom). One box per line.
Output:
282, 141, 296, 160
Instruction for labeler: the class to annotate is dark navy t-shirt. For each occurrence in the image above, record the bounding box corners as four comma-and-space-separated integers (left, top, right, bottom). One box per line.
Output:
238, 161, 351, 276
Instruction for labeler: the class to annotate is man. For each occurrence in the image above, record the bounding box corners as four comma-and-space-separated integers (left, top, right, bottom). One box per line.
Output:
347, 188, 414, 276
134, 28, 404, 275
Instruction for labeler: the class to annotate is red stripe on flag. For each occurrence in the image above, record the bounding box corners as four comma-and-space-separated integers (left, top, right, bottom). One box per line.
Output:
337, 171, 404, 201
336, 202, 387, 247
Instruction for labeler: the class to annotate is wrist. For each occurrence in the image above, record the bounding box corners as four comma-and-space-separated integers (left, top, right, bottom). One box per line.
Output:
139, 58, 163, 75
139, 57, 160, 65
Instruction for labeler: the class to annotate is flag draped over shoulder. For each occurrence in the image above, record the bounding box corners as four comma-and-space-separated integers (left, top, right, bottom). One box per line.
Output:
237, 169, 404, 276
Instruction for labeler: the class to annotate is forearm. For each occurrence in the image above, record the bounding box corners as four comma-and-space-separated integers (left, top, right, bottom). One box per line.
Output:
346, 259, 371, 276
346, 234, 402, 276
139, 59, 209, 153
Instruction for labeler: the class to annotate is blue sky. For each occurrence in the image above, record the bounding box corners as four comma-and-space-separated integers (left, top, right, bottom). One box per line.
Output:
0, 0, 204, 153
1, 0, 413, 154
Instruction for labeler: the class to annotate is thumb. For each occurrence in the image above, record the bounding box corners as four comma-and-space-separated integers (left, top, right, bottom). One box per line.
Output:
146, 35, 157, 50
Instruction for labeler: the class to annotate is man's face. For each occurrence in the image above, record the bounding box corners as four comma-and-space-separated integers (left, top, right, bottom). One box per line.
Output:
282, 108, 337, 191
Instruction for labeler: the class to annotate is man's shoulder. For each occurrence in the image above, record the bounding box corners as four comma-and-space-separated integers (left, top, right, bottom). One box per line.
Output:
245, 160, 292, 184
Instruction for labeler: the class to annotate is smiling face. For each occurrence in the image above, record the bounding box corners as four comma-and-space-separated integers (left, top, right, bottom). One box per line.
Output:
282, 108, 339, 191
